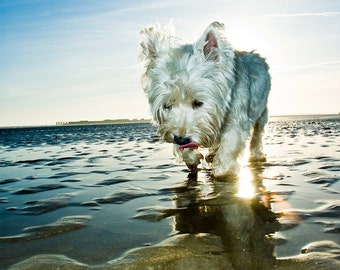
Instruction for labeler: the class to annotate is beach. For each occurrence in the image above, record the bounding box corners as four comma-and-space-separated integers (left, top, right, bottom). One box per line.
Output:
0, 115, 339, 269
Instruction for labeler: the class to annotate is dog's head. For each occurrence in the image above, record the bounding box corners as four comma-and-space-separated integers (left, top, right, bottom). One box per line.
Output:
139, 22, 235, 149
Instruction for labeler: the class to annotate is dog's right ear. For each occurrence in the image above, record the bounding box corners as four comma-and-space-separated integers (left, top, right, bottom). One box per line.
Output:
140, 27, 158, 61
140, 24, 172, 62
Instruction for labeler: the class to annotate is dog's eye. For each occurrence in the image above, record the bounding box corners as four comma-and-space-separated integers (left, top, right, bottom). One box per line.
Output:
163, 104, 172, 111
192, 99, 203, 109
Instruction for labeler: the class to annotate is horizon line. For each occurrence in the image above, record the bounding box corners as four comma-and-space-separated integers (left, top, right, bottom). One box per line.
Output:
1, 113, 339, 129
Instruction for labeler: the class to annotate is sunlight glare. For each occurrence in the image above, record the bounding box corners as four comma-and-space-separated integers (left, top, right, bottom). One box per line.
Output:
236, 167, 256, 199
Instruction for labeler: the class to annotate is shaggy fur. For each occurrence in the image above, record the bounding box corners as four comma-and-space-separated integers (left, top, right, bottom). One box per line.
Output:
139, 22, 271, 176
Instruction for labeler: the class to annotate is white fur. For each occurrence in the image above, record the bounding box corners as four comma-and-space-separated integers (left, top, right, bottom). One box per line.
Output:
139, 22, 271, 176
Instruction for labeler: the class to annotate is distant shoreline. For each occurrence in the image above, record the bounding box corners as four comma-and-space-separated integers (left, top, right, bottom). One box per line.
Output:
0, 119, 151, 129
55, 118, 151, 126
268, 114, 340, 122
1, 114, 339, 129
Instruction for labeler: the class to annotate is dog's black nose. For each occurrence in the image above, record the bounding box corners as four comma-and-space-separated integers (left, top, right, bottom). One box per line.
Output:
174, 135, 191, 146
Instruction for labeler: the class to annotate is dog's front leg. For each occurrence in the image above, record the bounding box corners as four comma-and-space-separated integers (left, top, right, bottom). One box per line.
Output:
212, 125, 249, 176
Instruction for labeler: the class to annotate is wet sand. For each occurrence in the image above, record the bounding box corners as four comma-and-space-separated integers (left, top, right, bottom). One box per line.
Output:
0, 116, 339, 269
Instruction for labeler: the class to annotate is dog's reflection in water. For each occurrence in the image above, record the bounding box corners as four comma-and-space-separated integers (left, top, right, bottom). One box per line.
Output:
173, 165, 281, 270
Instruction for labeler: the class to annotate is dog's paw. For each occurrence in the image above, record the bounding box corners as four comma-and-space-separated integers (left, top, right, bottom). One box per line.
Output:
212, 157, 239, 177
249, 152, 267, 163
182, 149, 203, 171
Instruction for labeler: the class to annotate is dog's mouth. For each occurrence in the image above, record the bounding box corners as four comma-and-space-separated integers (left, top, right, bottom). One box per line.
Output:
178, 141, 199, 151
173, 135, 199, 151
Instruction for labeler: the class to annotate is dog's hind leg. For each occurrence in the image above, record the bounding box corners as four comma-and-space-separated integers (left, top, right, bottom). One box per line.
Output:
249, 108, 268, 162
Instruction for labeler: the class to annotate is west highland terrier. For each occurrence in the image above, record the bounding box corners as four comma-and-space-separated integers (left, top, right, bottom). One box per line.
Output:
139, 22, 271, 176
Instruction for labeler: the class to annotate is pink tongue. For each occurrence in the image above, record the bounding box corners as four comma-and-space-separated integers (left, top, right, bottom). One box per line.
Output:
179, 141, 199, 152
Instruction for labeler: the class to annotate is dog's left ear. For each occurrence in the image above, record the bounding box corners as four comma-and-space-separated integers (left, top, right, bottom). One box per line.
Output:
197, 22, 225, 61
204, 31, 219, 61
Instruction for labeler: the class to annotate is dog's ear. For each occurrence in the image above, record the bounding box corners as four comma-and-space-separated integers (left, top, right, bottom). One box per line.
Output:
140, 24, 172, 62
140, 27, 158, 61
204, 31, 219, 61
197, 22, 226, 61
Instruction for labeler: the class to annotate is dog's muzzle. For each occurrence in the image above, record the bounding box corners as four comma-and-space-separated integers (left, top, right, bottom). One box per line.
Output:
173, 135, 199, 152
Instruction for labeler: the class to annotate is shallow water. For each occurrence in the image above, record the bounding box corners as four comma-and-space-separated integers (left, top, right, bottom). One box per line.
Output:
0, 116, 339, 269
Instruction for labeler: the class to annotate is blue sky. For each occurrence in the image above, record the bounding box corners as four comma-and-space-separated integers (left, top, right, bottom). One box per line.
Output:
1, 0, 339, 126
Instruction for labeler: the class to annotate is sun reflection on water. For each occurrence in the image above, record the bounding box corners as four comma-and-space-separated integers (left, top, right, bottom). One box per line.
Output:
236, 167, 256, 199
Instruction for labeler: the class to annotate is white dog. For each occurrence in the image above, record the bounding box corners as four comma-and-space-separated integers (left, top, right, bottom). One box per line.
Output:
139, 22, 271, 176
